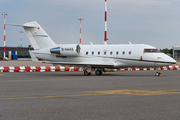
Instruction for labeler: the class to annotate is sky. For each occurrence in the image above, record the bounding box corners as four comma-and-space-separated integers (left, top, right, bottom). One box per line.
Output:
0, 0, 180, 49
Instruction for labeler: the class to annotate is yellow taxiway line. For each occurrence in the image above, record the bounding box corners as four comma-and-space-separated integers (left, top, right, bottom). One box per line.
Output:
88, 89, 180, 96
1, 89, 180, 101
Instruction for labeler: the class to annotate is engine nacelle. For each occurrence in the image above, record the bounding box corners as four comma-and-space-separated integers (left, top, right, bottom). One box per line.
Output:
50, 44, 81, 57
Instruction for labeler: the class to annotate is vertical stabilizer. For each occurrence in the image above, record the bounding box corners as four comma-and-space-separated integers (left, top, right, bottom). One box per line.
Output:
23, 21, 56, 50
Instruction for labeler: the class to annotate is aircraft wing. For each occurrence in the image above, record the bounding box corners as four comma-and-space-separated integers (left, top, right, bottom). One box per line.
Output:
46, 61, 114, 67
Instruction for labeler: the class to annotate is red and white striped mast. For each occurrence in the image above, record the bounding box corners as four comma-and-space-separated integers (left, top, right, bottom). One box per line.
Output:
78, 18, 83, 44
2, 12, 8, 58
20, 31, 23, 47
104, 0, 108, 45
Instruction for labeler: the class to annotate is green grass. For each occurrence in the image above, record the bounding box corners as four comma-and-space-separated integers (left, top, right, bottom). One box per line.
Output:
175, 59, 180, 62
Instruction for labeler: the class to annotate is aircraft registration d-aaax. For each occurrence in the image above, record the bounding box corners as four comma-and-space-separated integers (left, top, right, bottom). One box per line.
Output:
9, 21, 176, 76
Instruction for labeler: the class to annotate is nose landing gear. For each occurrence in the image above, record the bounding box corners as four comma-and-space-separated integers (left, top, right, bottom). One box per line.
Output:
155, 71, 162, 76
155, 67, 162, 77
154, 63, 162, 77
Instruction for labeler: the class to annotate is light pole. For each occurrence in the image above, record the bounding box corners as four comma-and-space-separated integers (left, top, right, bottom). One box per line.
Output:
104, 0, 108, 45
2, 12, 8, 58
20, 31, 23, 47
78, 18, 83, 44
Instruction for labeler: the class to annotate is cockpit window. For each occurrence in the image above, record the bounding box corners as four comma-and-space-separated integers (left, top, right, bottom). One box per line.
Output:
144, 49, 161, 53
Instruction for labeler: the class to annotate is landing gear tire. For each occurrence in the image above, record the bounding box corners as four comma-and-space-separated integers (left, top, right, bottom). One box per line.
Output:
155, 72, 162, 77
95, 70, 102, 75
84, 71, 91, 76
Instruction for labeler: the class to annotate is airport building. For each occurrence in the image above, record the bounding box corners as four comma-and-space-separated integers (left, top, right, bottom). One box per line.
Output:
0, 46, 33, 60
173, 46, 180, 59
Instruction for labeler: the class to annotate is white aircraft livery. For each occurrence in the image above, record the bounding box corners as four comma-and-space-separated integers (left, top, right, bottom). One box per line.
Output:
9, 21, 176, 76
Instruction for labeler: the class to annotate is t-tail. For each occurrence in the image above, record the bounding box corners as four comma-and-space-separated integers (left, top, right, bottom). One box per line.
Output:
8, 21, 56, 50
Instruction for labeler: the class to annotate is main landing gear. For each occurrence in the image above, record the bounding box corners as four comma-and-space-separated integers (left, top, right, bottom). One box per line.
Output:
84, 71, 91, 76
84, 68, 105, 76
95, 70, 102, 75
84, 67, 92, 76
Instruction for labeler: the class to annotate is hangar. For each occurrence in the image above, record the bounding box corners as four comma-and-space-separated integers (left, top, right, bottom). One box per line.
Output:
173, 46, 180, 59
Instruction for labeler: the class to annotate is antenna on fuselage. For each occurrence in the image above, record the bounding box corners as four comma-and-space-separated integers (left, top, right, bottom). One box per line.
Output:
129, 41, 132, 44
90, 42, 93, 45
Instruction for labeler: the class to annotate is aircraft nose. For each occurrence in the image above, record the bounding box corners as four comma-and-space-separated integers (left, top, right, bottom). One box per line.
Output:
166, 56, 176, 65
160, 53, 176, 65
171, 59, 177, 64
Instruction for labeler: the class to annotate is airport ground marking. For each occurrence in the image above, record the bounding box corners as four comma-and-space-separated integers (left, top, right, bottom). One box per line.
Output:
88, 89, 180, 96
0, 94, 104, 101
1, 89, 180, 101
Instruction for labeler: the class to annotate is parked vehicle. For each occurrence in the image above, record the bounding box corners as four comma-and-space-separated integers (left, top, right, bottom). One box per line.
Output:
0, 57, 4, 60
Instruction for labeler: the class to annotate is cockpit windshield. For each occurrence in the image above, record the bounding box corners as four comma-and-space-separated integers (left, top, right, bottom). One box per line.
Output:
144, 49, 161, 53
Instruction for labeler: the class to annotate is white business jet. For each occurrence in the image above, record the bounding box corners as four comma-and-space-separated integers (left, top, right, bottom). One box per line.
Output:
9, 21, 176, 76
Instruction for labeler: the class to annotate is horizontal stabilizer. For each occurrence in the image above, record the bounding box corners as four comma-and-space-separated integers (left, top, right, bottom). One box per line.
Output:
7, 23, 37, 28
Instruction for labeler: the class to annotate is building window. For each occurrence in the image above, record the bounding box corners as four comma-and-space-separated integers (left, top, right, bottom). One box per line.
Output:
86, 52, 88, 55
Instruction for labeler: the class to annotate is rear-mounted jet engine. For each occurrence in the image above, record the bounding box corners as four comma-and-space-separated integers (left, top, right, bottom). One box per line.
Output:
50, 44, 81, 57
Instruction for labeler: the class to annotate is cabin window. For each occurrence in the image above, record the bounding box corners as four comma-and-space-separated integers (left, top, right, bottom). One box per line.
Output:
110, 51, 113, 55
122, 51, 125, 55
129, 51, 131, 55
104, 52, 106, 55
92, 51, 94, 55
98, 51, 100, 55
116, 51, 119, 55
86, 52, 88, 55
